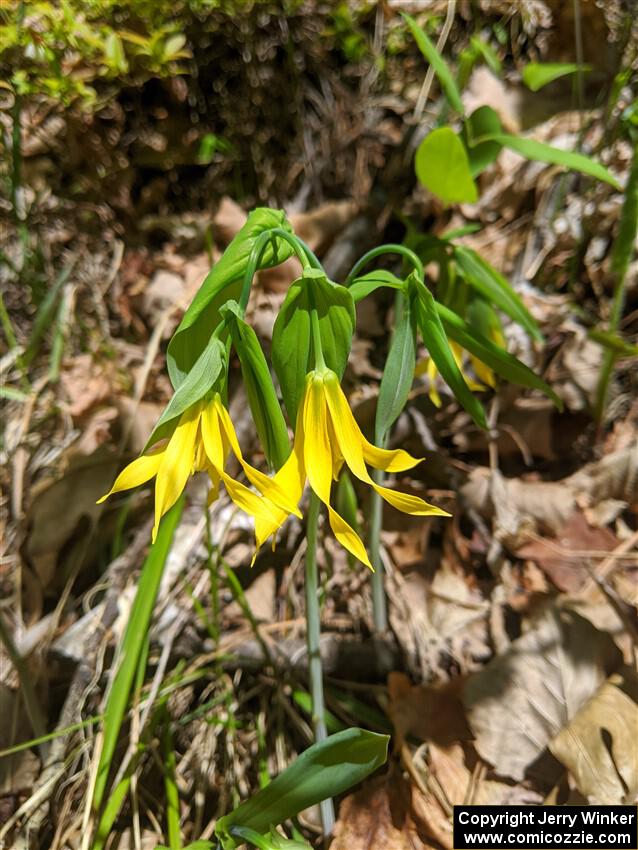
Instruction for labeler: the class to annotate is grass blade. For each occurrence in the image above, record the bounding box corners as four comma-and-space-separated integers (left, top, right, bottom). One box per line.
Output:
91, 497, 184, 814
403, 13, 464, 114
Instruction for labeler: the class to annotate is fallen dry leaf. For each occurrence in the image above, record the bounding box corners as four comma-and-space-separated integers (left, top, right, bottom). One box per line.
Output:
463, 604, 622, 782
549, 669, 638, 804
388, 672, 472, 748
461, 446, 638, 544
515, 511, 620, 592
330, 771, 434, 850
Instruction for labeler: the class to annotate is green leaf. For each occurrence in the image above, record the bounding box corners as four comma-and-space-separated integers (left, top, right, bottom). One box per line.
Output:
167, 209, 294, 388
462, 105, 503, 177
144, 335, 225, 451
403, 14, 464, 114
272, 270, 355, 424
436, 301, 562, 409
469, 35, 502, 76
522, 62, 591, 92
215, 728, 389, 850
376, 294, 417, 435
349, 270, 405, 303
92, 498, 184, 814
589, 328, 638, 358
454, 246, 543, 342
479, 133, 620, 189
416, 128, 478, 205
221, 301, 290, 470
412, 278, 488, 429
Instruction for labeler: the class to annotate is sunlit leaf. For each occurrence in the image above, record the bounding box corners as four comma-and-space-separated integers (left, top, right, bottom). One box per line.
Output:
522, 61, 591, 92
416, 128, 478, 205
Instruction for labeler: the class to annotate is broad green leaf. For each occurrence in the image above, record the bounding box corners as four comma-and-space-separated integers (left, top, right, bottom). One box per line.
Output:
454, 246, 543, 342
272, 269, 355, 424
92, 498, 184, 813
462, 105, 503, 177
522, 62, 591, 92
215, 728, 389, 850
376, 295, 417, 435
349, 270, 404, 303
167, 208, 294, 388
403, 14, 464, 114
436, 301, 562, 408
412, 278, 488, 429
221, 301, 290, 470
480, 133, 620, 189
416, 128, 478, 205
144, 335, 226, 451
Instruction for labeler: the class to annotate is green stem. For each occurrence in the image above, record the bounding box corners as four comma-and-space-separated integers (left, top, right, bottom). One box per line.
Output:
304, 491, 335, 836
369, 433, 388, 633
344, 244, 424, 286
309, 302, 326, 370
239, 228, 316, 315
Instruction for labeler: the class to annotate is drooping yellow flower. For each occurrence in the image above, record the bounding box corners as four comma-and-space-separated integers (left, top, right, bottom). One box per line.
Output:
98, 395, 301, 544
256, 369, 450, 568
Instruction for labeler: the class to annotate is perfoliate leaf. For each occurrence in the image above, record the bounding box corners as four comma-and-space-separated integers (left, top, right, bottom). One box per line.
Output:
215, 728, 389, 850
412, 277, 488, 430
481, 133, 620, 189
167, 208, 294, 388
221, 301, 290, 470
462, 105, 503, 177
376, 294, 417, 435
436, 301, 563, 409
522, 61, 591, 92
454, 246, 543, 342
349, 270, 405, 303
403, 14, 464, 114
416, 128, 478, 205
144, 335, 226, 451
272, 269, 355, 424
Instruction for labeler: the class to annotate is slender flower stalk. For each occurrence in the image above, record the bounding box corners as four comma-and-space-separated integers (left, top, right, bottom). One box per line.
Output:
98, 394, 301, 546
304, 491, 335, 834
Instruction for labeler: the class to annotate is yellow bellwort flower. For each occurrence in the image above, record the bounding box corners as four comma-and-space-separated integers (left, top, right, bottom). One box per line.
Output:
255, 369, 450, 568
97, 394, 301, 545
416, 340, 493, 407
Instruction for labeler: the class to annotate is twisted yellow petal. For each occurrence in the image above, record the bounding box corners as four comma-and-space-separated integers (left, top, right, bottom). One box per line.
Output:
304, 376, 371, 568
97, 450, 164, 504
214, 398, 301, 518
323, 373, 450, 519
153, 404, 201, 541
